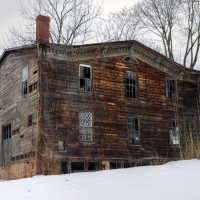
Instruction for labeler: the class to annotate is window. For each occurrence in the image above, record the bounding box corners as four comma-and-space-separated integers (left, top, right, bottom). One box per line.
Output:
58, 140, 65, 151
126, 71, 137, 98
3, 124, 11, 140
28, 115, 33, 127
79, 112, 93, 141
169, 122, 179, 145
166, 79, 176, 102
128, 117, 139, 144
22, 66, 28, 95
29, 82, 37, 93
79, 64, 91, 92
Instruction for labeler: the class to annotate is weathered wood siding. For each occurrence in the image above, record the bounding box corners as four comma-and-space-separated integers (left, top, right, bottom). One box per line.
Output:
41, 51, 198, 166
0, 50, 39, 164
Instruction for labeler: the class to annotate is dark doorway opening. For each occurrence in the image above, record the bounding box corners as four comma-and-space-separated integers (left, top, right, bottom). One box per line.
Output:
61, 161, 68, 174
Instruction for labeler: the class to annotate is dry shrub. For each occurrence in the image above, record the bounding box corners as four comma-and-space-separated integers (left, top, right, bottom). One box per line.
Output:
38, 154, 61, 175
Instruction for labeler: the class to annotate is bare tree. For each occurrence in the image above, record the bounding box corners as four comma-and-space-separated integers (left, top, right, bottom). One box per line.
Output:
136, 0, 182, 61
180, 0, 200, 69
1, 0, 102, 49
95, 7, 140, 42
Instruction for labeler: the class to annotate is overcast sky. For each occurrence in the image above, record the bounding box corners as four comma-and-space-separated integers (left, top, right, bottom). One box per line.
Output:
0, 0, 139, 55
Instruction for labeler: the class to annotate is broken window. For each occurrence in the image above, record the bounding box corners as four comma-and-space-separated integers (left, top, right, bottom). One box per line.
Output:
79, 64, 91, 92
79, 112, 93, 141
126, 71, 136, 98
166, 79, 176, 102
128, 117, 139, 144
28, 115, 33, 127
22, 66, 28, 95
3, 124, 11, 140
29, 82, 37, 93
169, 122, 179, 145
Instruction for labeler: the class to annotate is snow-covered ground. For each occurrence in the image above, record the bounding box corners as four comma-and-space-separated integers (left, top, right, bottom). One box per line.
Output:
0, 159, 200, 200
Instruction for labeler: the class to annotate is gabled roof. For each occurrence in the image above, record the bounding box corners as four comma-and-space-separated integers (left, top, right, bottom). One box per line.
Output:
1, 40, 199, 83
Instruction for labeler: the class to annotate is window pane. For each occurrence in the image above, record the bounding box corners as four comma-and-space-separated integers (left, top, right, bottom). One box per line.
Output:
22, 66, 28, 82
126, 71, 136, 98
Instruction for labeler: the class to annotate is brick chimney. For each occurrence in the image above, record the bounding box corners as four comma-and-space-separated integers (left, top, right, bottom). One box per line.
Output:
36, 15, 50, 42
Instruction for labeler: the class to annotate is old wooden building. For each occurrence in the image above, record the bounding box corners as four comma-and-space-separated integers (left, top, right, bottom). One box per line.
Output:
0, 15, 199, 179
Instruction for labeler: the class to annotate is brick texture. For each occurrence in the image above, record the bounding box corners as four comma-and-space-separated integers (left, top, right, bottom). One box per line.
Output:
36, 15, 50, 41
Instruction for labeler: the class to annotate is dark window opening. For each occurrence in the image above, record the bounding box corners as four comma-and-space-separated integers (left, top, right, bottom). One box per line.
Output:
12, 128, 20, 136
22, 81, 28, 95
79, 64, 91, 92
124, 163, 136, 168
126, 71, 136, 98
71, 162, 84, 172
3, 124, 11, 140
29, 82, 37, 93
88, 162, 100, 171
28, 115, 33, 127
166, 79, 176, 102
128, 117, 139, 144
61, 161, 68, 174
110, 162, 121, 169
20, 135, 24, 138
33, 70, 37, 75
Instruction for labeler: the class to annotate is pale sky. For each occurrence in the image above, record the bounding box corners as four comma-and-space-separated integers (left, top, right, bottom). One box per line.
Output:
0, 0, 138, 55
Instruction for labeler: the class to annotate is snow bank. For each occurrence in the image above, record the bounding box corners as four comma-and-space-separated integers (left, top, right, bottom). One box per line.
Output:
0, 159, 200, 200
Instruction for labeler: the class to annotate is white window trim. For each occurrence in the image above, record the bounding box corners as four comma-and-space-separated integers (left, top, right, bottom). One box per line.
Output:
79, 64, 92, 92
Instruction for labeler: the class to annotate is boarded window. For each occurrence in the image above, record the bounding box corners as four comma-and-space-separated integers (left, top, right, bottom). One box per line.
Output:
22, 66, 28, 95
166, 79, 176, 102
128, 117, 139, 144
126, 71, 136, 98
79, 64, 91, 92
169, 122, 179, 145
79, 112, 93, 141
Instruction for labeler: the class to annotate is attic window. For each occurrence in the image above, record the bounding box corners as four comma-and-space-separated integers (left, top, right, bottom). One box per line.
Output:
126, 71, 137, 98
22, 66, 28, 95
79, 64, 91, 92
122, 56, 139, 64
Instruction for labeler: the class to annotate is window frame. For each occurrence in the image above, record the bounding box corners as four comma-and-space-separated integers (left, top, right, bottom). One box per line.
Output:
126, 71, 137, 99
22, 66, 28, 95
79, 64, 92, 92
166, 78, 177, 103
2, 124, 12, 140
169, 121, 179, 145
79, 111, 93, 142
127, 116, 140, 145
